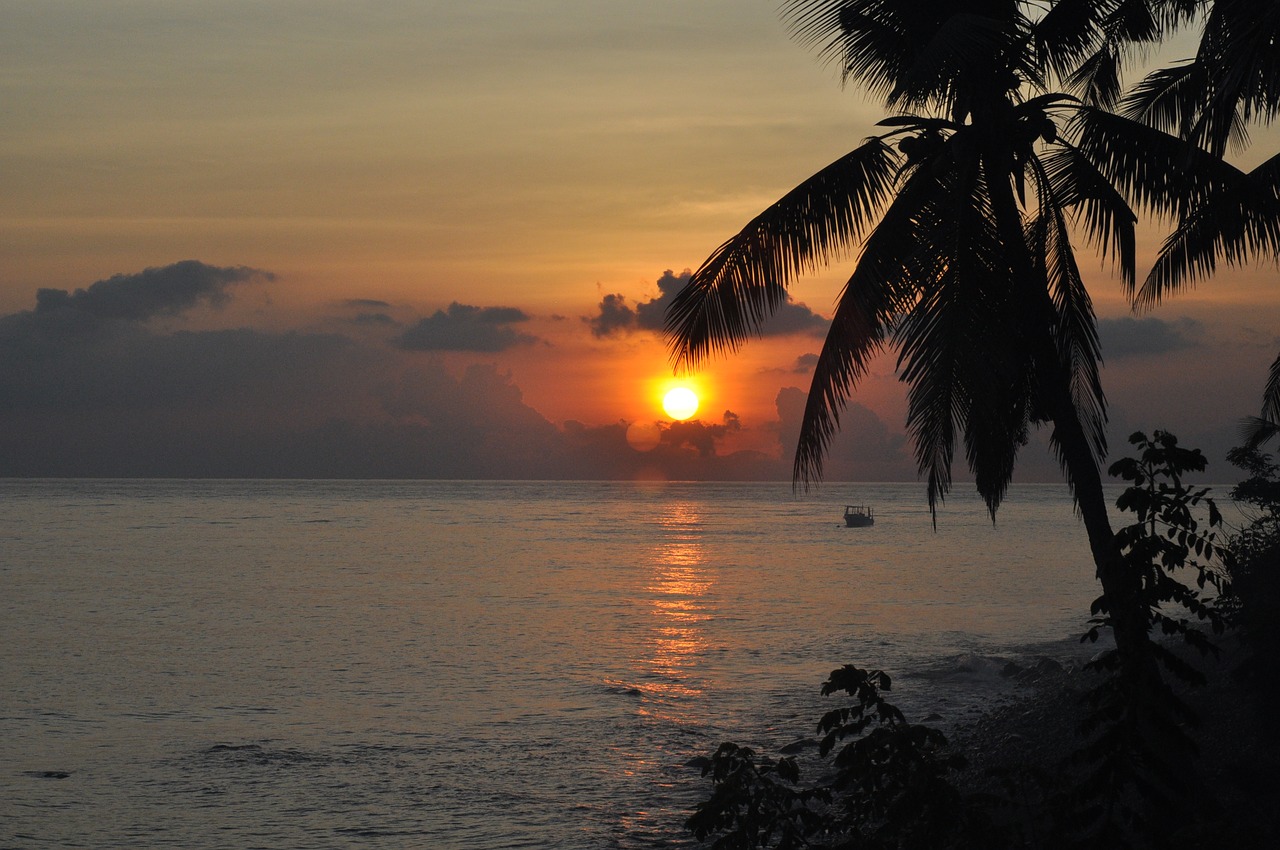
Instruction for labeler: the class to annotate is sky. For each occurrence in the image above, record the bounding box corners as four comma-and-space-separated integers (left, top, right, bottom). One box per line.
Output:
3, 0, 1278, 483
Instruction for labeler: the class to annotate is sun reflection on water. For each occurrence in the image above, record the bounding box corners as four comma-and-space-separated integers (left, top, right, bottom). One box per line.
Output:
638, 501, 713, 713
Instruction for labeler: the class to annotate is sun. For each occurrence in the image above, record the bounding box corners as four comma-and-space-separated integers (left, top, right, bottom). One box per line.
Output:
662, 386, 699, 421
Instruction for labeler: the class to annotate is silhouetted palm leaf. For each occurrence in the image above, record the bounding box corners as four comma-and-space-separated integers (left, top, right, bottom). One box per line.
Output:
1238, 350, 1280, 448
1240, 417, 1280, 451
1035, 0, 1114, 80
1057, 0, 1197, 107
1040, 142, 1137, 289
665, 139, 897, 371
1266, 350, 1280, 424
1122, 62, 1210, 138
792, 183, 931, 486
1073, 106, 1232, 219
784, 1, 1034, 116
1126, 2, 1280, 435
1029, 156, 1109, 461
1190, 0, 1280, 156
1142, 150, 1280, 308
896, 158, 1027, 518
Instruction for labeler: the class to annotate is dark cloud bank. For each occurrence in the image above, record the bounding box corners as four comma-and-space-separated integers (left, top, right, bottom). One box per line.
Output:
587, 269, 829, 339
4, 261, 1251, 482
1098, 316, 1202, 358
397, 302, 539, 352
0, 261, 914, 480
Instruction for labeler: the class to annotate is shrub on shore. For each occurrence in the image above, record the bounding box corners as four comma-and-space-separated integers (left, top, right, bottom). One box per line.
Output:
684, 432, 1259, 849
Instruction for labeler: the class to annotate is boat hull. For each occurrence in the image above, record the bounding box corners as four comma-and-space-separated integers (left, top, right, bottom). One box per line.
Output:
842, 505, 874, 527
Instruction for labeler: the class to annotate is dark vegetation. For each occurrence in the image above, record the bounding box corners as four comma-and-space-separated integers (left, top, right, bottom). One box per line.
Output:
684, 432, 1280, 848
1224, 440, 1280, 700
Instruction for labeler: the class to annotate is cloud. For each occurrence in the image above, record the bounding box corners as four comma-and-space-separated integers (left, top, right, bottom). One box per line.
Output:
587, 293, 637, 338
793, 353, 819, 372
33, 260, 269, 323
396, 302, 539, 352
0, 283, 560, 475
660, 410, 743, 457
2, 264, 788, 479
633, 269, 688, 331
350, 312, 398, 326
1098, 316, 1202, 358
0, 322, 366, 415
773, 386, 912, 481
343, 298, 391, 309
762, 300, 830, 336
587, 268, 828, 339
0, 260, 276, 365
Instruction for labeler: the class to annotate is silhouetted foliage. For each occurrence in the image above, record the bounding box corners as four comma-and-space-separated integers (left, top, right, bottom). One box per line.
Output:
1085, 430, 1230, 675
686, 433, 1239, 849
1112, 2, 1280, 428
686, 666, 991, 849
1225, 443, 1280, 696
1070, 431, 1229, 846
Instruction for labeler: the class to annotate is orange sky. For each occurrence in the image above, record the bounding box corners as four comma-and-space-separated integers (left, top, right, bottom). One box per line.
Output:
2, 1, 1278, 480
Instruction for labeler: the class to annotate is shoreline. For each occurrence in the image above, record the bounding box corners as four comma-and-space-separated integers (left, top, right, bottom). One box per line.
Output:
948, 634, 1280, 844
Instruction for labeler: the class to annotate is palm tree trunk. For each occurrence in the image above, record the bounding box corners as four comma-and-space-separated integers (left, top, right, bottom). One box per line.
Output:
980, 144, 1161, 689
1038, 365, 1162, 690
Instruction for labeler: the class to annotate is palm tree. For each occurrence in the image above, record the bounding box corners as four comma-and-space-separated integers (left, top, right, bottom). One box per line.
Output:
1119, 0, 1280, 158
1095, 0, 1280, 428
664, 1, 1167, 684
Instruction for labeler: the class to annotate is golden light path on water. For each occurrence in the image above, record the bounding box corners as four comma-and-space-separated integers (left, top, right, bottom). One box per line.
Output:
618, 499, 715, 833
643, 501, 712, 710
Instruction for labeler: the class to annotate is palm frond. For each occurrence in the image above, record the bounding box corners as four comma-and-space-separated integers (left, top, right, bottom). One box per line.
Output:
1142, 150, 1280, 308
1239, 415, 1280, 450
1068, 43, 1123, 108
665, 138, 897, 371
875, 115, 962, 131
889, 134, 1028, 519
791, 263, 899, 489
956, 206, 1036, 522
1106, 0, 1189, 43
784, 0, 918, 101
1122, 62, 1205, 137
1059, 0, 1197, 107
783, 1, 1033, 113
1039, 141, 1137, 292
1071, 106, 1237, 219
897, 12, 1036, 114
1190, 96, 1253, 158
1184, 40, 1254, 157
1264, 347, 1280, 425
1193, 0, 1280, 156
792, 141, 954, 488
1033, 0, 1114, 82
1029, 156, 1108, 462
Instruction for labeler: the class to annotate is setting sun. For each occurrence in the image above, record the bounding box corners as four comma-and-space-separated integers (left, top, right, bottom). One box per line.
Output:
662, 387, 699, 421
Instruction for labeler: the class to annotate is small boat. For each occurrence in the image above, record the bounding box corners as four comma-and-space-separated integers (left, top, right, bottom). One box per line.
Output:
843, 505, 874, 527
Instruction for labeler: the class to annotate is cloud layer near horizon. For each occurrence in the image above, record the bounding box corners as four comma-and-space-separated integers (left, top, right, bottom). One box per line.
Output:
0, 261, 894, 480
2, 261, 1267, 483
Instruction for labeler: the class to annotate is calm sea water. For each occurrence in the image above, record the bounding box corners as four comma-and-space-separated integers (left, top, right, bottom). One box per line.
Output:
1, 479, 1109, 848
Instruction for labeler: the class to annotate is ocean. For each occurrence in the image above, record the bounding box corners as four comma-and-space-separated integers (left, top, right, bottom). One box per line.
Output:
1, 479, 1112, 848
